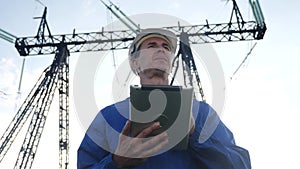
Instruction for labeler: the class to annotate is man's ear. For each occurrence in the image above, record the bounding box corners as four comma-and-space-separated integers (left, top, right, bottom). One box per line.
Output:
130, 58, 139, 70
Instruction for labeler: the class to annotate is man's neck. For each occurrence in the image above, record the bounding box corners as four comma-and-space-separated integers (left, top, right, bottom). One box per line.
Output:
139, 69, 169, 85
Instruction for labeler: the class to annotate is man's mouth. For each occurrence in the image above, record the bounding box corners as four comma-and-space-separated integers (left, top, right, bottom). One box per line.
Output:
153, 57, 168, 62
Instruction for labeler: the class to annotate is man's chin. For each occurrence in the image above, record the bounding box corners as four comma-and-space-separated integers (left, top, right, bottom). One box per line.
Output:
142, 68, 169, 75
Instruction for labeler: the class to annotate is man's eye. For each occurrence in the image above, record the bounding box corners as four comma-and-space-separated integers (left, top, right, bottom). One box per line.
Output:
164, 46, 171, 51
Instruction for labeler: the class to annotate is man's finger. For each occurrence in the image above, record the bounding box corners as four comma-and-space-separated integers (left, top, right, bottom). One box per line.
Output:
121, 120, 131, 136
141, 132, 168, 150
139, 134, 169, 158
136, 122, 160, 138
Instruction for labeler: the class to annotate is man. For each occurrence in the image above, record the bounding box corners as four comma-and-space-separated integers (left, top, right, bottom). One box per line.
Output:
77, 28, 251, 169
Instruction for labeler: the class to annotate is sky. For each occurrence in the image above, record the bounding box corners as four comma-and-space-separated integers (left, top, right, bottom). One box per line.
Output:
1, 0, 300, 168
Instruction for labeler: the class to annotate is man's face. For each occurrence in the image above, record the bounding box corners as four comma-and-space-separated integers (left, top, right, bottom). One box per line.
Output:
132, 37, 174, 74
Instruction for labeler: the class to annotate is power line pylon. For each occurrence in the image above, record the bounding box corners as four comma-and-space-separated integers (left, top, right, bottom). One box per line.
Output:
0, 8, 70, 169
0, 0, 266, 168
0, 44, 69, 169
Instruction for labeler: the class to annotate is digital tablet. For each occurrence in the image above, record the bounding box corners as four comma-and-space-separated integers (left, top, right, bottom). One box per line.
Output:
130, 85, 193, 150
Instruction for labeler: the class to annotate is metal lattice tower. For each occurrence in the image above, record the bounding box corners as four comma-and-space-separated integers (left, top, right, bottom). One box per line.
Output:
0, 0, 266, 168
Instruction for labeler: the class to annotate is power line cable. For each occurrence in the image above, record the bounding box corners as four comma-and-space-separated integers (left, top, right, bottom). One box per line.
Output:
230, 42, 257, 79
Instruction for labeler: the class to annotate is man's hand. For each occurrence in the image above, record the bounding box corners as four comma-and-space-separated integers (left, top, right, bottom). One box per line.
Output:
189, 116, 195, 135
113, 121, 169, 168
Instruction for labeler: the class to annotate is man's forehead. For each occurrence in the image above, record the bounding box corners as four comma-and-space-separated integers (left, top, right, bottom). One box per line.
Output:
141, 37, 171, 46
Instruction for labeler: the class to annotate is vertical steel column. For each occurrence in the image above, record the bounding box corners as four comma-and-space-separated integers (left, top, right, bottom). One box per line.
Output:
57, 45, 70, 169
179, 32, 206, 102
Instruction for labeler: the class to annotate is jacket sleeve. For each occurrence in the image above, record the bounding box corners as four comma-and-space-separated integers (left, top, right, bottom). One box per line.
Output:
77, 106, 123, 169
188, 101, 251, 169
77, 134, 120, 169
77, 101, 129, 169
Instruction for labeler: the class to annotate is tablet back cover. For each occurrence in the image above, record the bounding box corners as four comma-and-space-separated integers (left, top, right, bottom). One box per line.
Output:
130, 85, 193, 150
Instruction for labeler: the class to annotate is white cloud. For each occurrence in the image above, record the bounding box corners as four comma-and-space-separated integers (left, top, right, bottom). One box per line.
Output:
0, 57, 19, 114
0, 57, 18, 92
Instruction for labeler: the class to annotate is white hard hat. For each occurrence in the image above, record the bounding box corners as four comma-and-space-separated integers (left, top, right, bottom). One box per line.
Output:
128, 28, 177, 58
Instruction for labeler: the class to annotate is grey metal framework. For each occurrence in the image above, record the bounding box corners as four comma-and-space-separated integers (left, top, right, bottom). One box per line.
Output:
0, 0, 266, 168
15, 21, 265, 56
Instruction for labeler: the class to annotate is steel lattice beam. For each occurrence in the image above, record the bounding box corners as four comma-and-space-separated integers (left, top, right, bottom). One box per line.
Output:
1, 1, 267, 169
15, 21, 266, 56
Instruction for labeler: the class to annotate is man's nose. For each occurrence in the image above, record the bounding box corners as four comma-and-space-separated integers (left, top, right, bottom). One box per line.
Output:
157, 46, 166, 52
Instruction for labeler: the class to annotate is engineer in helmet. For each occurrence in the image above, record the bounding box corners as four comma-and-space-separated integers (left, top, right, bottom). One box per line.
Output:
77, 28, 251, 169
